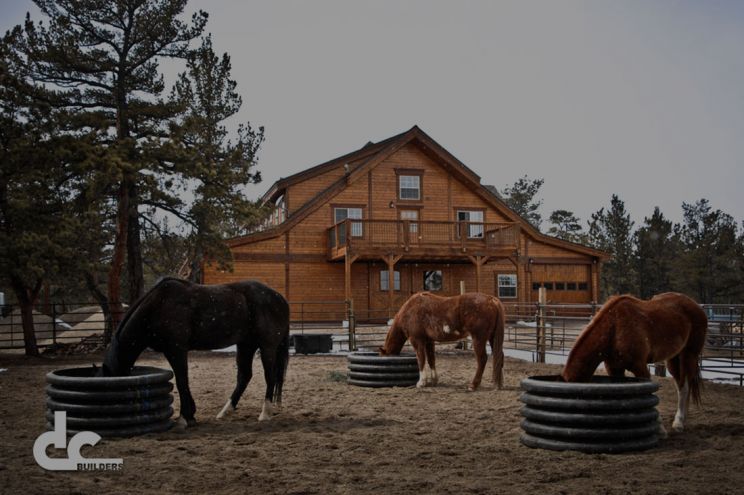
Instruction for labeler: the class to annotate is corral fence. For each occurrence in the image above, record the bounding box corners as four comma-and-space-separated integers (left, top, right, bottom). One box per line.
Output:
2, 300, 742, 385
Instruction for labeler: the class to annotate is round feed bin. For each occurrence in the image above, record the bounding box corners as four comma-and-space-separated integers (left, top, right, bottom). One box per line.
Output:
519, 375, 660, 454
46, 366, 175, 437
347, 352, 419, 387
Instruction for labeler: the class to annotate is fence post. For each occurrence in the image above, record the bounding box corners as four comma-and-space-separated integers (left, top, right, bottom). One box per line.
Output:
347, 299, 356, 352
537, 287, 546, 363
52, 302, 57, 346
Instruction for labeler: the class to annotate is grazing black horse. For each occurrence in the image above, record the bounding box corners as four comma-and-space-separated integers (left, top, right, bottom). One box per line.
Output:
102, 278, 290, 427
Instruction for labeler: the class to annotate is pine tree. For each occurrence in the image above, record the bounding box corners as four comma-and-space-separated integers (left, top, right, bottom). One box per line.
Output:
169, 35, 265, 281
587, 194, 636, 299
547, 209, 586, 244
14, 0, 208, 337
634, 207, 678, 298
501, 175, 544, 229
675, 199, 742, 303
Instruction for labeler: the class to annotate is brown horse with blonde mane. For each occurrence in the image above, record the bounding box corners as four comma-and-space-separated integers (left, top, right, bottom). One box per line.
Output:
562, 292, 707, 435
379, 292, 505, 391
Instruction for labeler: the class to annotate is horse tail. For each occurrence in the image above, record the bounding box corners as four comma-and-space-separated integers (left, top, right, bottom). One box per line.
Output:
272, 327, 290, 405
490, 298, 505, 389
685, 305, 708, 406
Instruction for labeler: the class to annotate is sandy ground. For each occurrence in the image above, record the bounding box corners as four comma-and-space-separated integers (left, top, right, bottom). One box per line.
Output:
1, 350, 744, 495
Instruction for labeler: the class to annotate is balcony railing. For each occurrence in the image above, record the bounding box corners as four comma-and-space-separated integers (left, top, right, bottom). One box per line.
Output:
327, 219, 520, 258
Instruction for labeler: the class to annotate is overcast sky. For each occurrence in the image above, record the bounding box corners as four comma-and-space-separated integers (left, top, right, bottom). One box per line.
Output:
3, 0, 744, 228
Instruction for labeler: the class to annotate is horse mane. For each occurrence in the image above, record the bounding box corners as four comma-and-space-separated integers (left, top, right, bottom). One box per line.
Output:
113, 277, 190, 342
573, 294, 638, 349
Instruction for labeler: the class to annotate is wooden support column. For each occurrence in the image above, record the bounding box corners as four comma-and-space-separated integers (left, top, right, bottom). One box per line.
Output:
344, 252, 359, 303
467, 255, 489, 293
384, 253, 403, 319
591, 259, 600, 303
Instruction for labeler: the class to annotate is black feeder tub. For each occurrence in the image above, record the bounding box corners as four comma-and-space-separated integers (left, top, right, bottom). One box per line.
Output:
347, 352, 419, 387
519, 375, 660, 454
45, 366, 175, 437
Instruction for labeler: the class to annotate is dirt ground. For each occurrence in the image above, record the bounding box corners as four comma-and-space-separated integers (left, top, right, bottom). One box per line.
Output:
1, 350, 744, 495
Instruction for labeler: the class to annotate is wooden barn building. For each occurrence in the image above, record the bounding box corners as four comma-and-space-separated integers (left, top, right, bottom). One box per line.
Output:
203, 126, 607, 320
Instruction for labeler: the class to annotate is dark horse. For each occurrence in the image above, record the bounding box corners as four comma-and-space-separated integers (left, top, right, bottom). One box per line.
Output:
102, 278, 290, 427
379, 292, 505, 391
562, 292, 707, 435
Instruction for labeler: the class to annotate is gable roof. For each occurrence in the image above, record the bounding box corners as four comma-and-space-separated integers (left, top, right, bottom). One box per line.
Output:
229, 126, 608, 259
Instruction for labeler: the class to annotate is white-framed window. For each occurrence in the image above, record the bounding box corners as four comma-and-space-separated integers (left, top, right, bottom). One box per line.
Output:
423, 270, 443, 291
380, 270, 401, 291
399, 175, 421, 200
457, 210, 484, 238
334, 207, 363, 237
400, 209, 419, 233
497, 274, 517, 299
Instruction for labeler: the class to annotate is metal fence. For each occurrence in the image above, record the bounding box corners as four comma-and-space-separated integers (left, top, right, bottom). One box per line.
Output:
2, 300, 743, 385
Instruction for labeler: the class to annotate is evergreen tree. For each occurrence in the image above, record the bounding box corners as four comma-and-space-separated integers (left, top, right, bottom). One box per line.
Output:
14, 0, 208, 335
547, 209, 586, 244
0, 34, 91, 355
675, 199, 742, 303
169, 35, 265, 282
501, 175, 544, 229
587, 194, 636, 299
634, 207, 678, 298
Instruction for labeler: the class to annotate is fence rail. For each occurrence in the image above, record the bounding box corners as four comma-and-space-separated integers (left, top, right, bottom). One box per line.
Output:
2, 300, 743, 385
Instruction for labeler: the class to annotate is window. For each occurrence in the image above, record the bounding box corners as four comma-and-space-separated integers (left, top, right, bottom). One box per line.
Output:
543, 282, 554, 290
380, 270, 401, 291
578, 282, 589, 291
566, 282, 577, 291
457, 210, 484, 238
555, 282, 566, 291
498, 274, 517, 299
399, 175, 421, 200
334, 207, 363, 237
532, 282, 541, 291
423, 270, 443, 291
400, 209, 419, 234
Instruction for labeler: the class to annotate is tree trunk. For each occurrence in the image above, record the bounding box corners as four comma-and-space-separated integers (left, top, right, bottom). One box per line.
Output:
10, 274, 41, 357
106, 179, 129, 344
126, 180, 144, 303
84, 270, 113, 344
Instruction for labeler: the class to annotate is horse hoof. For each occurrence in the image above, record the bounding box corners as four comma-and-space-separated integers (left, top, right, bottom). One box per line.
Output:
174, 417, 189, 430
416, 380, 426, 388
258, 412, 271, 421
672, 422, 684, 433
216, 399, 235, 419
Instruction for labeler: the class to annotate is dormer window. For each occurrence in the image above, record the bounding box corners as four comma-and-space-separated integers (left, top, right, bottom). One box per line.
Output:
396, 169, 424, 201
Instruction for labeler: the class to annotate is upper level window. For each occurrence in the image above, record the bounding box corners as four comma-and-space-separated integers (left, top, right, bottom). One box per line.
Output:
457, 210, 484, 238
334, 207, 363, 237
399, 175, 421, 200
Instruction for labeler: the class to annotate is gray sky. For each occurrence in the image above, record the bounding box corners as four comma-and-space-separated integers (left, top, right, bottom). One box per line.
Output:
4, 0, 744, 228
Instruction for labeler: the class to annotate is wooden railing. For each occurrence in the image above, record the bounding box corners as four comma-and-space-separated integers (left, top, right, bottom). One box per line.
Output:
328, 219, 520, 258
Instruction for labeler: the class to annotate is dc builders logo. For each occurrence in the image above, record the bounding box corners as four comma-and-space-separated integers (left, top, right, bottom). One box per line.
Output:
34, 411, 123, 471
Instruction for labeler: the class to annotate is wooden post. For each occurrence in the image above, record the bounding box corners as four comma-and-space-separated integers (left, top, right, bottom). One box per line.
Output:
537, 287, 547, 363
459, 280, 465, 295
344, 253, 359, 303
384, 254, 403, 319
467, 255, 489, 294
348, 298, 356, 351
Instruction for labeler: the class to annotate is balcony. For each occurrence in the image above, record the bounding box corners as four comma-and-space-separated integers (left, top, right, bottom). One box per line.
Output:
327, 219, 520, 261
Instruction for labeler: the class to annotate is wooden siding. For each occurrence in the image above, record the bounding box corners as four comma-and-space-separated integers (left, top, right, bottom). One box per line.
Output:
203, 135, 604, 314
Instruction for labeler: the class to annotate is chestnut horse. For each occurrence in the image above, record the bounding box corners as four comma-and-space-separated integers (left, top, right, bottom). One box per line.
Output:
562, 292, 707, 435
379, 292, 505, 391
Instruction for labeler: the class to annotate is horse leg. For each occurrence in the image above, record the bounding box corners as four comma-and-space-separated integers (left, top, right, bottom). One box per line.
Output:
412, 338, 429, 388
666, 355, 689, 433
425, 340, 438, 386
258, 344, 279, 421
627, 359, 668, 438
165, 350, 197, 428
217, 343, 258, 419
468, 336, 488, 392
604, 361, 625, 378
